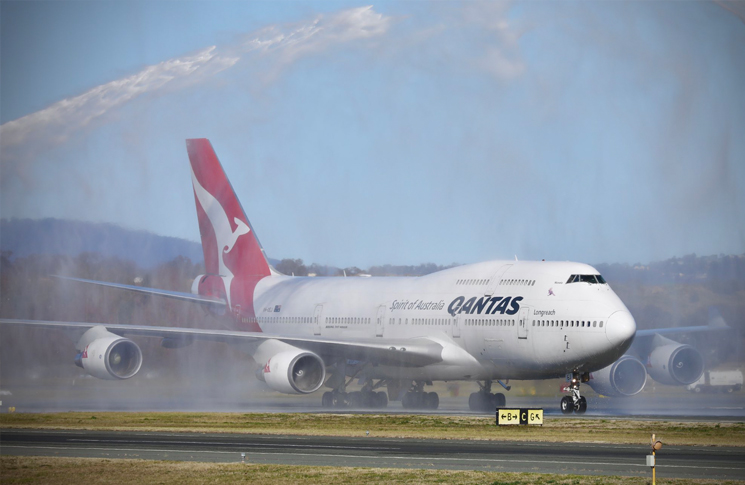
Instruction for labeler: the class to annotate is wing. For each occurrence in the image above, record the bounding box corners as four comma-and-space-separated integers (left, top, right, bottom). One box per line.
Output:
54, 275, 226, 308
0, 318, 443, 367
634, 307, 731, 339
635, 325, 729, 338
629, 308, 732, 357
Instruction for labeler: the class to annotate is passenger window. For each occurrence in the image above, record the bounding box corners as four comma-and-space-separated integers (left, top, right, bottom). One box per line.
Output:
599, 321, 603, 327
593, 321, 597, 327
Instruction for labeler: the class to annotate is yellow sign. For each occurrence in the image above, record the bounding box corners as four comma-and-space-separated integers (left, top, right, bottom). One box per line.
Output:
496, 409, 521, 425
525, 408, 543, 425
496, 408, 543, 426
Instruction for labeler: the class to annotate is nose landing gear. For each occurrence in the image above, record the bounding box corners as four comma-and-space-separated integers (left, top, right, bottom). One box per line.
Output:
560, 371, 588, 414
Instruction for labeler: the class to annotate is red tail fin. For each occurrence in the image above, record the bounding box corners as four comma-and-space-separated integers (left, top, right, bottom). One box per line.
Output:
186, 139, 270, 330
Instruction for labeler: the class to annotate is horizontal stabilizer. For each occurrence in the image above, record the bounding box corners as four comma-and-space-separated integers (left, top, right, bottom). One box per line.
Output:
54, 275, 226, 307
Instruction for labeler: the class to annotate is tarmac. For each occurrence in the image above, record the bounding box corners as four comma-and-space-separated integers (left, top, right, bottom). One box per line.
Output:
3, 428, 745, 480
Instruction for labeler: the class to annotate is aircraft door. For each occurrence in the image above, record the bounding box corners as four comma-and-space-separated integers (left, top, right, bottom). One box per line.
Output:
484, 264, 513, 297
453, 315, 461, 338
518, 306, 530, 339
313, 304, 323, 336
376, 305, 386, 337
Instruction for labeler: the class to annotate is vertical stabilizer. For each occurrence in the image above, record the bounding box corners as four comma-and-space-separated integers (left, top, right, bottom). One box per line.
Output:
186, 138, 269, 330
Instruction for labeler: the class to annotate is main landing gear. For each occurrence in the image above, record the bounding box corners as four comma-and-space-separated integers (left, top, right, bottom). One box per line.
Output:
401, 381, 439, 410
468, 380, 506, 413
560, 371, 588, 415
321, 366, 388, 409
321, 389, 388, 409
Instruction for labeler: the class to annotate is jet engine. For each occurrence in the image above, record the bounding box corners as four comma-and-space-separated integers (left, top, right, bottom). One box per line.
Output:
260, 349, 326, 394
587, 355, 647, 397
75, 332, 142, 380
647, 343, 704, 386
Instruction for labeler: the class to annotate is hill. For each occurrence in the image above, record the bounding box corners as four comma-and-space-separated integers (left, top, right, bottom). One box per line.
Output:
0, 218, 204, 268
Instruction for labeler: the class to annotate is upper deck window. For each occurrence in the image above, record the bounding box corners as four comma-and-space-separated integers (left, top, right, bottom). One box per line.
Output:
566, 274, 607, 284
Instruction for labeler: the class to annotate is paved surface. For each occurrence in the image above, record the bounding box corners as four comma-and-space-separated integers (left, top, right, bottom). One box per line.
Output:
2, 429, 745, 480
3, 381, 744, 420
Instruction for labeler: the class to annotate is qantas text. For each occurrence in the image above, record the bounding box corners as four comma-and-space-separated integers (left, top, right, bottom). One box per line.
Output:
447, 296, 523, 316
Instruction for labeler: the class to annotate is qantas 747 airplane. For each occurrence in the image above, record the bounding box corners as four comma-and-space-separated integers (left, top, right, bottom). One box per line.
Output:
2, 139, 715, 414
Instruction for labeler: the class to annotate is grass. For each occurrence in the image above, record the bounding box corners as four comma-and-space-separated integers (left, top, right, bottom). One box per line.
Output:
2, 456, 741, 485
2, 412, 745, 446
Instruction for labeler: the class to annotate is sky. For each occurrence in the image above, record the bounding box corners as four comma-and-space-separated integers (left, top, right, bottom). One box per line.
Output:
1, 1, 744, 268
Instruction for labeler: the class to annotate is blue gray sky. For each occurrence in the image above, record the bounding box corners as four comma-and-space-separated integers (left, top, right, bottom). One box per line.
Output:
1, 1, 744, 268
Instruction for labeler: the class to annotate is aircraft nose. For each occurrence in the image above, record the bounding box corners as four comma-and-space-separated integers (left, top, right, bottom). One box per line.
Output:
605, 311, 636, 349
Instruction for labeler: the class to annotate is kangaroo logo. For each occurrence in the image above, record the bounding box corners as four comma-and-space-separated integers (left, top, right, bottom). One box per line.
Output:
191, 167, 250, 307
224, 218, 249, 254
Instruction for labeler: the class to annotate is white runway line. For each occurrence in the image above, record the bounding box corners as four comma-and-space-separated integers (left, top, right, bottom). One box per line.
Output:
5, 445, 745, 472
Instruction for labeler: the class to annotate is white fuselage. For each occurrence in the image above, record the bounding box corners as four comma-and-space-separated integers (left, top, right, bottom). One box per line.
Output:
251, 260, 636, 382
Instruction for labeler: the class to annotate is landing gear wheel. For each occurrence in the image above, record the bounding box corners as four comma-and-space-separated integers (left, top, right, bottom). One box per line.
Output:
322, 392, 333, 408
402, 391, 422, 409
468, 392, 484, 412
374, 391, 388, 409
469, 392, 500, 412
576, 396, 587, 414
348, 391, 363, 408
332, 392, 347, 408
424, 392, 439, 410
560, 395, 574, 414
495, 393, 506, 407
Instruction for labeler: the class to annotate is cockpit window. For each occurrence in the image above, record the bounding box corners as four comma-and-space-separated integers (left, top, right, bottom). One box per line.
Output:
566, 274, 607, 284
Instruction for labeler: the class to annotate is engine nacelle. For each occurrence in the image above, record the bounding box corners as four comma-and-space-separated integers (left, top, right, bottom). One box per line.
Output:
261, 349, 326, 394
75, 335, 143, 380
647, 343, 704, 386
588, 355, 647, 397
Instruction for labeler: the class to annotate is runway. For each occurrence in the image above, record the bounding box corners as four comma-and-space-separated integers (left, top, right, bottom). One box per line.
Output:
5, 378, 745, 421
2, 429, 745, 480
